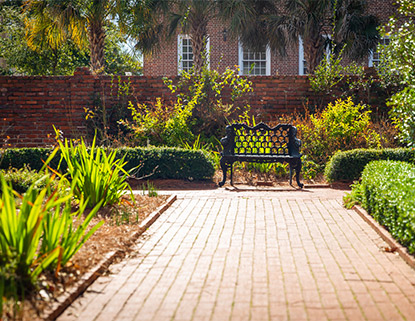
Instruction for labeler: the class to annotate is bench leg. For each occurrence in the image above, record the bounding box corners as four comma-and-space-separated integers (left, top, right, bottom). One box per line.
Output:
295, 159, 304, 189
230, 163, 234, 186
289, 165, 293, 186
219, 158, 227, 187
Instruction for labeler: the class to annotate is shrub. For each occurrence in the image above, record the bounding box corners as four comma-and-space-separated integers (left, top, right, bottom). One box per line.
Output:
119, 97, 194, 147
121, 65, 253, 147
325, 148, 415, 182
295, 97, 381, 166
348, 160, 415, 254
0, 148, 62, 171
0, 166, 51, 194
0, 146, 215, 181
379, 0, 415, 147
117, 147, 215, 180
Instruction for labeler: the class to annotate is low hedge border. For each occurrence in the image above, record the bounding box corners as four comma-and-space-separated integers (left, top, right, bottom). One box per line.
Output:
351, 160, 415, 254
324, 148, 415, 183
0, 147, 215, 180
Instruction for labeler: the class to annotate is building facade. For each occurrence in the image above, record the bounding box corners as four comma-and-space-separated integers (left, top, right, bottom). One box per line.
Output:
143, 0, 397, 77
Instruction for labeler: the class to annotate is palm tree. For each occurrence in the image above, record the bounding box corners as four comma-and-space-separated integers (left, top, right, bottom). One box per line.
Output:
25, 0, 131, 74
168, 0, 217, 74
219, 0, 379, 73
130, 0, 217, 74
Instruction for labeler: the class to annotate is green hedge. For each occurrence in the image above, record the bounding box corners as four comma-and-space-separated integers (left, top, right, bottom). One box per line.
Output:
0, 147, 215, 180
354, 160, 415, 254
324, 148, 415, 182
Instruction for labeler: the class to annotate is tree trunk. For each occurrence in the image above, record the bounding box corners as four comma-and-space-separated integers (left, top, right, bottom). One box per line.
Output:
88, 19, 106, 74
190, 15, 208, 75
304, 33, 326, 74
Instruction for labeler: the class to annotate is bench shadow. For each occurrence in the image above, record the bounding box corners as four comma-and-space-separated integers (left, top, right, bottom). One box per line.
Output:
224, 185, 313, 192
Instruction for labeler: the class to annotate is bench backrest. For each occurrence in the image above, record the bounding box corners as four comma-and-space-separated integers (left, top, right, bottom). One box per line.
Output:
221, 123, 301, 157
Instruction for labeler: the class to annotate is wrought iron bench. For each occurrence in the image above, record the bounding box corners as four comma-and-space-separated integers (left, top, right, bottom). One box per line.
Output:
219, 122, 303, 188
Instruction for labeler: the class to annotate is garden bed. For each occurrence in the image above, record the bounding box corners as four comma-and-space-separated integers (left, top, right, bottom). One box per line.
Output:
3, 193, 171, 320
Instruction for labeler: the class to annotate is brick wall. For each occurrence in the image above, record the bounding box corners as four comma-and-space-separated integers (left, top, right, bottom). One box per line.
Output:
1, 70, 330, 147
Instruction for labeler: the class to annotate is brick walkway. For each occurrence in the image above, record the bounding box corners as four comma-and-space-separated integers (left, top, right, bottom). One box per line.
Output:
58, 188, 415, 321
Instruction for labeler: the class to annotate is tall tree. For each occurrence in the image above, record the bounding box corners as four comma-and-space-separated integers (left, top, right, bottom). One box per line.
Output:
219, 0, 379, 73
168, 0, 216, 74
24, 0, 131, 74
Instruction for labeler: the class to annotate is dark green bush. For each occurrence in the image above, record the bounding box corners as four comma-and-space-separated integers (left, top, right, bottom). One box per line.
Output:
0, 148, 61, 171
116, 147, 215, 180
325, 148, 415, 182
350, 160, 415, 254
0, 147, 215, 181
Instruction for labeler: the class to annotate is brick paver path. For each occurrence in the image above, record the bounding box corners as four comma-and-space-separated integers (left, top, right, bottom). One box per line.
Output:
59, 188, 415, 321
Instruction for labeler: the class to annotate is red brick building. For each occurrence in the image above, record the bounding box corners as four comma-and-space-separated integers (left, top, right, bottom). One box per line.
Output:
143, 0, 397, 77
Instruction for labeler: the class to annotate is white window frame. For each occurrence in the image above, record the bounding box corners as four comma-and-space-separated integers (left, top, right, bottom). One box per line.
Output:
238, 42, 271, 76
368, 37, 390, 67
299, 37, 307, 75
177, 34, 210, 74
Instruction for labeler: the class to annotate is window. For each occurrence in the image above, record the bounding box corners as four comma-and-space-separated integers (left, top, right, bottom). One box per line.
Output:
238, 42, 270, 76
298, 37, 308, 75
368, 37, 390, 67
177, 35, 210, 74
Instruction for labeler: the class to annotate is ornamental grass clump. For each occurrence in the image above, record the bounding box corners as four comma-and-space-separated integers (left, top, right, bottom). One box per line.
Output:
0, 167, 103, 314
56, 133, 134, 208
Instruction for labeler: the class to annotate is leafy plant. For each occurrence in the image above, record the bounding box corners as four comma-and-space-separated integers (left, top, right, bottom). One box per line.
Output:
41, 189, 103, 269
310, 45, 372, 99
0, 175, 61, 286
165, 65, 253, 140
0, 166, 53, 194
348, 160, 415, 254
142, 181, 158, 197
120, 97, 194, 147
378, 0, 415, 146
294, 97, 381, 166
56, 133, 134, 208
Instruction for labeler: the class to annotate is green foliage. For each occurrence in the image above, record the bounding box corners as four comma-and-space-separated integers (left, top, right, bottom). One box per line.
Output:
0, 5, 88, 75
142, 181, 158, 197
349, 160, 415, 254
0, 6, 141, 76
0, 172, 103, 310
378, 0, 415, 146
0, 148, 61, 171
0, 146, 215, 181
310, 46, 372, 98
168, 65, 253, 140
297, 97, 380, 165
324, 148, 415, 182
117, 147, 215, 180
0, 176, 60, 285
0, 166, 51, 194
122, 65, 253, 148
120, 97, 194, 147
56, 134, 133, 208
41, 189, 103, 269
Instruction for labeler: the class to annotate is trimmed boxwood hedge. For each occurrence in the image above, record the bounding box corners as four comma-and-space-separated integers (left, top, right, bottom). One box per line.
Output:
324, 148, 415, 182
354, 160, 415, 254
0, 147, 215, 180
